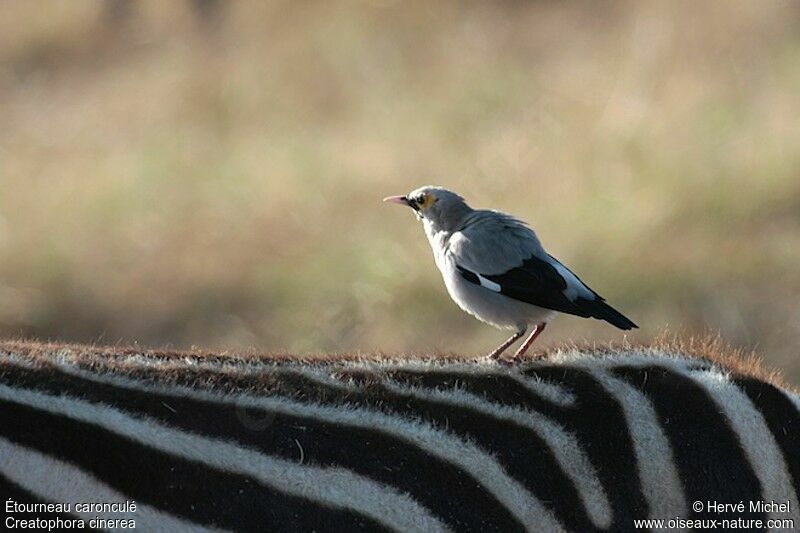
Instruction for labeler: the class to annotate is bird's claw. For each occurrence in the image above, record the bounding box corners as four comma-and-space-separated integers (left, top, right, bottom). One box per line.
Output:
480, 353, 517, 366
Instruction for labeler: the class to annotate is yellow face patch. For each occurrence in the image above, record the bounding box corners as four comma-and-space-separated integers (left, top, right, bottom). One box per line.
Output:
419, 193, 436, 209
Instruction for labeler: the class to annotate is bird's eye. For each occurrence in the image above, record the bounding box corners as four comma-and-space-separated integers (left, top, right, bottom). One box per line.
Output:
416, 195, 426, 205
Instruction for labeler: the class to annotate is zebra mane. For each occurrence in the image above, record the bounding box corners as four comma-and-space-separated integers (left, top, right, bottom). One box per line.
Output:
0, 337, 789, 394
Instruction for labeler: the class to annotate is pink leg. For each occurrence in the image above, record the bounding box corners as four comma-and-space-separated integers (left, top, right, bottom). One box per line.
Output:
487, 329, 526, 360
514, 323, 547, 357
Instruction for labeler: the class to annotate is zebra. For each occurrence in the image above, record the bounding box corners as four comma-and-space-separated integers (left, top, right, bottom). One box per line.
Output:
0, 341, 797, 532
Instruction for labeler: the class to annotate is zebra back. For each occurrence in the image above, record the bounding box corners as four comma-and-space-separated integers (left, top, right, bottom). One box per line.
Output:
1, 342, 798, 532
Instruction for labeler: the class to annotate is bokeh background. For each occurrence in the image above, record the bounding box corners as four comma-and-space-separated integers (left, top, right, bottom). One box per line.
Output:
1, 1, 799, 382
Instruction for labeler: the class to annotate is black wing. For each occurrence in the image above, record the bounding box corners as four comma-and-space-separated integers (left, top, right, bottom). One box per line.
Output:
456, 254, 637, 330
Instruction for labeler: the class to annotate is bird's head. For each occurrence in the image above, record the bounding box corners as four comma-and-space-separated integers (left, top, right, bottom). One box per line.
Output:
383, 186, 471, 230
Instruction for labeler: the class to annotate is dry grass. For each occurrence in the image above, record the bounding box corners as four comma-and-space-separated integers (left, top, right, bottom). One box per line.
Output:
0, 1, 798, 383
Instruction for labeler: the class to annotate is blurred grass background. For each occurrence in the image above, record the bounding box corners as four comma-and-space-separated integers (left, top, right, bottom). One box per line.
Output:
0, 0, 798, 382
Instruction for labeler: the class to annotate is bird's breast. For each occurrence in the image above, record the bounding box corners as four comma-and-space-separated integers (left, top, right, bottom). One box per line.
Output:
424, 226, 451, 273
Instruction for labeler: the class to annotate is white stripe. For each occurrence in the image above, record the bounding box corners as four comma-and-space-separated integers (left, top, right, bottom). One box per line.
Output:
379, 380, 611, 529
31, 355, 565, 409
341, 362, 577, 407
293, 365, 580, 531
554, 349, 800, 521
683, 368, 800, 524
789, 391, 800, 412
28, 363, 563, 531
591, 369, 688, 521
476, 273, 502, 292
0, 436, 220, 533
545, 348, 699, 372
510, 373, 577, 407
295, 367, 588, 531
0, 385, 450, 533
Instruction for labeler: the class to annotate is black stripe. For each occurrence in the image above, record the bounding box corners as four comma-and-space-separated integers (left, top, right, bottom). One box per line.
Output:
0, 475, 100, 531
455, 264, 480, 285
326, 371, 596, 531
382, 368, 564, 414
0, 396, 388, 533
385, 366, 651, 531
733, 376, 800, 498
298, 367, 596, 532
0, 364, 519, 532
613, 365, 766, 525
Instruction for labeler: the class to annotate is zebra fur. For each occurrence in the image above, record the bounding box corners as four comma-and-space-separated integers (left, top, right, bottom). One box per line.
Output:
0, 343, 797, 532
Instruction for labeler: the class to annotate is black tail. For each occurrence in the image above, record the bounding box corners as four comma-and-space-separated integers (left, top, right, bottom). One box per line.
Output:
579, 298, 638, 330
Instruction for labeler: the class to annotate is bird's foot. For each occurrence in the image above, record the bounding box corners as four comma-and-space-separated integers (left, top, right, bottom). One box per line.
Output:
485, 350, 548, 367
483, 329, 527, 363
511, 351, 548, 362
479, 354, 515, 366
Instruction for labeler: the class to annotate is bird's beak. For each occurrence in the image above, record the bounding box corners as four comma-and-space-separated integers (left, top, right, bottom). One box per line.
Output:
383, 195, 410, 206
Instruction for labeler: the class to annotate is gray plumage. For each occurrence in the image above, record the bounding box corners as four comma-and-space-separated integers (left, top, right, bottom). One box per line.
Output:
384, 186, 637, 359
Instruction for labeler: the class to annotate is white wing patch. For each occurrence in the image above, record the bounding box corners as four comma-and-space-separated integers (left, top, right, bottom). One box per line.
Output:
477, 273, 502, 292
549, 259, 592, 301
